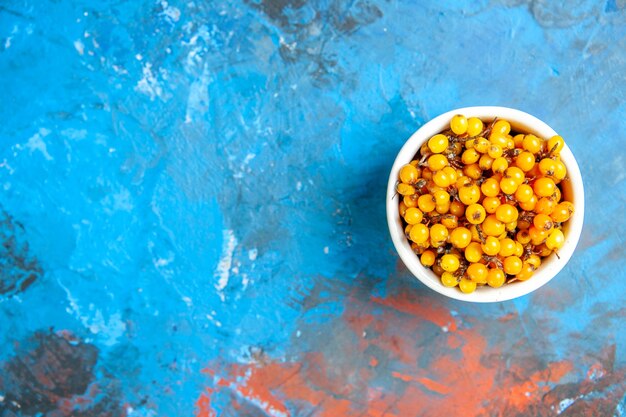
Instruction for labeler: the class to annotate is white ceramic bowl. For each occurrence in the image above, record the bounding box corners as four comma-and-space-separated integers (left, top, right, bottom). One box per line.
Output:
387, 106, 585, 302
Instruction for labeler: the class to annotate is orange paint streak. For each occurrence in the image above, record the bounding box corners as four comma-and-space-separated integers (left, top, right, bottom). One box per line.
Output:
196, 293, 580, 417
371, 293, 457, 331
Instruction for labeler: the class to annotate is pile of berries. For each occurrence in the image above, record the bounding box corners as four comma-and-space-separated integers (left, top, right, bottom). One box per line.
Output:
397, 114, 574, 293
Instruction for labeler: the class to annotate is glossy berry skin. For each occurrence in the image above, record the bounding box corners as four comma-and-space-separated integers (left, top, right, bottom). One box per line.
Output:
430, 224, 449, 243
481, 236, 501, 256
465, 242, 483, 263
459, 184, 481, 205
482, 215, 505, 237
441, 254, 460, 272
450, 227, 472, 249
421, 250, 436, 267
498, 238, 517, 257
441, 272, 458, 287
483, 197, 501, 214
404, 207, 424, 225
428, 134, 449, 153
467, 263, 488, 284
418, 194, 436, 213
514, 184, 534, 203
399, 164, 419, 184
466, 204, 486, 225
467, 117, 484, 136
481, 178, 500, 197
546, 229, 565, 250
428, 154, 449, 171
409, 223, 429, 244
487, 268, 506, 288
450, 114, 468, 135
547, 135, 565, 154
551, 201, 574, 223
503, 256, 523, 275
459, 278, 477, 293
495, 204, 519, 223
534, 177, 556, 197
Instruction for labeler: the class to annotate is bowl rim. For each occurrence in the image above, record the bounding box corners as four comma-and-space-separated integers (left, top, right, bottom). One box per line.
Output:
386, 106, 585, 303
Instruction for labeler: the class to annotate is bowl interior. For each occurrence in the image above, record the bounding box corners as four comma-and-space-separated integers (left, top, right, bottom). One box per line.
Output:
387, 107, 584, 302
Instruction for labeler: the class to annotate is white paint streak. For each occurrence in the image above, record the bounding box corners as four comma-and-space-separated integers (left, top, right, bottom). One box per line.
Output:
135, 63, 162, 100
557, 398, 576, 414
74, 39, 85, 55
248, 248, 258, 261
25, 128, 53, 160
161, 0, 181, 22
215, 229, 237, 301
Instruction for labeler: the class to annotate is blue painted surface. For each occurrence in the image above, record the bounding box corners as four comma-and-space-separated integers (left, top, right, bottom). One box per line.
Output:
0, 1, 625, 416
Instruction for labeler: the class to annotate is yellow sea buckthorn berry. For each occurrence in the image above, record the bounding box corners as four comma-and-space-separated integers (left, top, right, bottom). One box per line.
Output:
513, 133, 525, 148
436, 201, 450, 214
538, 158, 557, 177
430, 224, 449, 243
467, 263, 488, 284
456, 175, 472, 189
498, 238, 516, 257
488, 144, 503, 159
403, 194, 418, 208
481, 236, 501, 256
474, 137, 490, 153
411, 242, 428, 255
505, 137, 515, 150
533, 177, 556, 197
459, 183, 481, 205
516, 262, 534, 281
469, 225, 481, 242
462, 148, 480, 165
450, 114, 468, 135
422, 167, 433, 180
495, 204, 519, 223
481, 178, 500, 197
397, 183, 415, 196
399, 201, 408, 217
433, 170, 452, 188
450, 227, 472, 249
459, 277, 477, 293
533, 213, 554, 232
478, 154, 494, 170
405, 224, 413, 238
492, 157, 508, 174
522, 134, 543, 154
441, 254, 460, 272
515, 151, 536, 172
404, 207, 424, 225
441, 272, 458, 287
505, 167, 525, 184
465, 242, 483, 263
428, 134, 449, 154
553, 187, 562, 202
516, 229, 531, 245
482, 215, 505, 236
546, 135, 565, 155
463, 163, 482, 180
399, 164, 419, 184
503, 256, 523, 275
428, 154, 449, 171
420, 250, 436, 267
450, 200, 465, 217
433, 189, 450, 206
514, 184, 534, 203
519, 193, 537, 211
489, 133, 508, 148
466, 139, 476, 149
546, 229, 565, 250
409, 223, 429, 244
553, 160, 567, 181
442, 166, 457, 182
535, 243, 552, 257
432, 263, 444, 276
410, 159, 419, 167
535, 197, 556, 215
417, 194, 436, 213
466, 203, 486, 225
492, 120, 511, 135
505, 221, 517, 232
500, 177, 519, 195
529, 225, 549, 245
551, 201, 574, 223
487, 268, 506, 288
467, 117, 484, 136
441, 214, 458, 229
527, 254, 541, 269
483, 196, 501, 214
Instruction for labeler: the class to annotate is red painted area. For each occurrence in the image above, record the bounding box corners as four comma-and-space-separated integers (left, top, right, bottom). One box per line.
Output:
195, 292, 624, 417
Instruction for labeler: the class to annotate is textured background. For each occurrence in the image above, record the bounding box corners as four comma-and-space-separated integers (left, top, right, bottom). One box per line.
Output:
1, 1, 626, 416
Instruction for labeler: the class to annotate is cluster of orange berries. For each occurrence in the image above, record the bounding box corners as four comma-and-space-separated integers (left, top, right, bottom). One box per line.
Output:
397, 114, 574, 293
